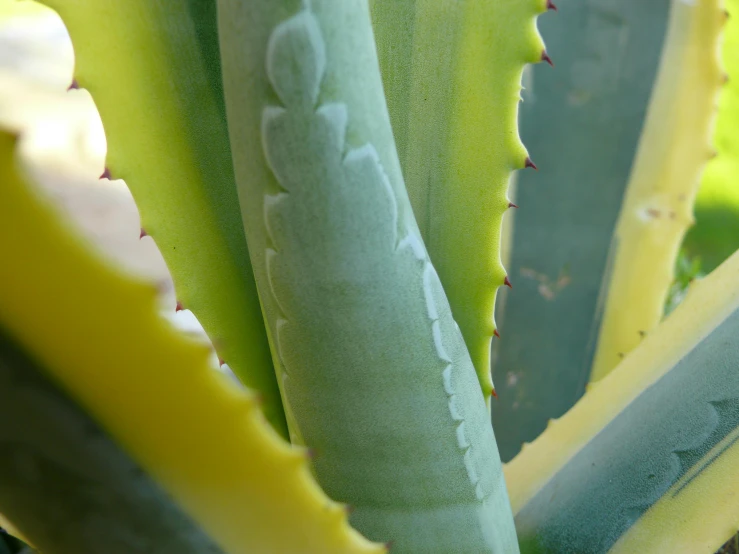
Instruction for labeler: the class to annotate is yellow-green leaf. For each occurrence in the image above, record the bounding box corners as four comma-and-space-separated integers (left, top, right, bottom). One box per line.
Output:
507, 246, 739, 554
38, 0, 287, 436
591, 0, 726, 381
371, 0, 552, 402
0, 130, 383, 554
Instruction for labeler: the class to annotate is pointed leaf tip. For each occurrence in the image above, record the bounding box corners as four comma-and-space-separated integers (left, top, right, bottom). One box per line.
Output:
547, 0, 558, 11
139, 228, 148, 239
541, 50, 554, 67
68, 79, 79, 91
99, 167, 112, 180
494, 329, 501, 338
508, 202, 519, 209
175, 301, 184, 312
504, 276, 513, 289
524, 157, 538, 170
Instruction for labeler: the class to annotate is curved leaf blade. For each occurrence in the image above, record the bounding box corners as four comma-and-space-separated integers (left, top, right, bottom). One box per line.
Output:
507, 248, 739, 554
590, 0, 725, 381
371, 0, 551, 402
218, 1, 519, 551
38, 0, 286, 436
0, 130, 382, 554
0, 327, 224, 554
490, 0, 672, 461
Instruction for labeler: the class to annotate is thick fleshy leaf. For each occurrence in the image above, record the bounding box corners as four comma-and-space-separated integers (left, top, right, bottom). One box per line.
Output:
685, 0, 739, 270
490, 0, 672, 460
39, 0, 286, 435
371, 0, 551, 403
590, 0, 725, 381
0, 130, 383, 554
218, 2, 519, 551
0, 327, 225, 554
506, 248, 739, 554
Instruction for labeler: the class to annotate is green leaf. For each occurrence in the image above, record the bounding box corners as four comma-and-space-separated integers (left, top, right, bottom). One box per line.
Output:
0, 129, 382, 554
590, 0, 724, 382
38, 0, 287, 436
371, 0, 550, 403
490, 0, 672, 460
685, 0, 739, 271
0, 328, 225, 554
506, 248, 739, 554
218, 1, 518, 551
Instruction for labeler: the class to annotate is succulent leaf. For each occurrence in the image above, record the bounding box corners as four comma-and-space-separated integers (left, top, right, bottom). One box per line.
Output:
506, 249, 739, 554
370, 0, 551, 402
489, 0, 673, 461
38, 0, 287, 436
684, 0, 739, 271
218, 1, 518, 551
0, 130, 382, 554
0, 328, 225, 554
590, 0, 726, 382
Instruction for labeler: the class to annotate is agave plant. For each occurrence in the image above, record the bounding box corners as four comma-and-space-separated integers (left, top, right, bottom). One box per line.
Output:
1, 0, 738, 552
